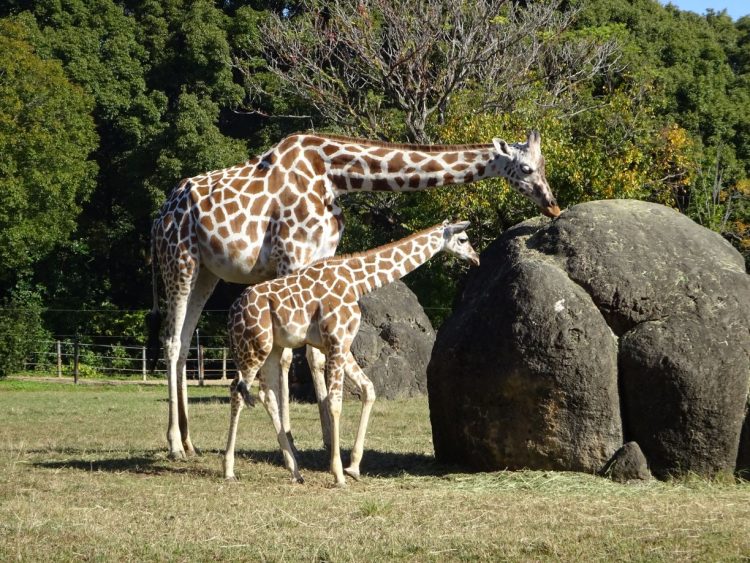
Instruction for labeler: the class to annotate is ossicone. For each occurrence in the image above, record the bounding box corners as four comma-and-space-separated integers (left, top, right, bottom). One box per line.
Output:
527, 130, 541, 146
492, 138, 511, 156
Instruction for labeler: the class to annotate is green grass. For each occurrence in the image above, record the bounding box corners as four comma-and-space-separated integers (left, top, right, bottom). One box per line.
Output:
1, 379, 749, 561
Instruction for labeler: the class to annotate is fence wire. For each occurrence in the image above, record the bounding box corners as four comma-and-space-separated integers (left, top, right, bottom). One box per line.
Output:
23, 338, 237, 380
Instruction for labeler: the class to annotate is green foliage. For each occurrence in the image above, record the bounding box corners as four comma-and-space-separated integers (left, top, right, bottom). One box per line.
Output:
0, 18, 97, 281
0, 283, 50, 377
151, 92, 249, 195
578, 0, 750, 261
0, 0, 254, 342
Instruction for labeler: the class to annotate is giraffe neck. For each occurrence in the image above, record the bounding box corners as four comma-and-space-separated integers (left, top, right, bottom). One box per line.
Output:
331, 225, 445, 299
306, 134, 505, 193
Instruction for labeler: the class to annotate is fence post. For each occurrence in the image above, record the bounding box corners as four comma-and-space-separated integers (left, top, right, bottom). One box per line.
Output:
142, 346, 147, 381
56, 340, 62, 378
195, 329, 203, 386
198, 345, 205, 386
73, 336, 80, 384
221, 347, 227, 380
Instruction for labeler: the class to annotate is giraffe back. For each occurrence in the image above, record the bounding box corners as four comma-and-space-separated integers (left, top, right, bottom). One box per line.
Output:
153, 137, 344, 286
229, 260, 361, 354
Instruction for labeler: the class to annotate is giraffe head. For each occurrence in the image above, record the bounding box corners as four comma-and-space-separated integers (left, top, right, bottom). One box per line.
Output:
442, 221, 480, 266
492, 130, 561, 219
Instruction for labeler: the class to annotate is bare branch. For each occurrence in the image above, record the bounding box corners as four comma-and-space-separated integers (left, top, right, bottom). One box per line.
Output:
245, 0, 622, 142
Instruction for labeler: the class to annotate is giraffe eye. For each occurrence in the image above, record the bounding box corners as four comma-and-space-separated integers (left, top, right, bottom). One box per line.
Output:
520, 164, 533, 175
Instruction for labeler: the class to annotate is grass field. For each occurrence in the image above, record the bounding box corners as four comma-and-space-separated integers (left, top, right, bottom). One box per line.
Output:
1, 379, 749, 561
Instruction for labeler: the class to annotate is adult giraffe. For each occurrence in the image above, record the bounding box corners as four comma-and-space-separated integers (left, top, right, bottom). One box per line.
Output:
148, 130, 560, 459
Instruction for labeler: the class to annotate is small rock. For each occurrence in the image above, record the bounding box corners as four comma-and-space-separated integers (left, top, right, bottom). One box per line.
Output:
600, 442, 652, 482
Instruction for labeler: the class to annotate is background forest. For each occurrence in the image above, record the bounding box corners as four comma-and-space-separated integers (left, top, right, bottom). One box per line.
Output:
0, 0, 748, 376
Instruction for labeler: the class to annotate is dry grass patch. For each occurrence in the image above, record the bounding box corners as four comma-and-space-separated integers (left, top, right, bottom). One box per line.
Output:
1, 380, 748, 561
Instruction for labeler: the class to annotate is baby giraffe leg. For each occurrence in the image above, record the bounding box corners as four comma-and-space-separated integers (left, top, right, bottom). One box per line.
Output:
343, 353, 376, 480
325, 353, 347, 487
224, 372, 255, 480
278, 347, 298, 456
307, 346, 331, 450
260, 348, 304, 484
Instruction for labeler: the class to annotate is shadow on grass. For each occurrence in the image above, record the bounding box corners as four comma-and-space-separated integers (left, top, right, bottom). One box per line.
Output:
187, 394, 230, 404
32, 451, 217, 477
154, 394, 230, 404
235, 447, 450, 478
32, 447, 450, 479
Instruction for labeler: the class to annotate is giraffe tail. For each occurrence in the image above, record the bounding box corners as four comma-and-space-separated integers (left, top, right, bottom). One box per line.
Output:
145, 229, 162, 374
231, 377, 256, 408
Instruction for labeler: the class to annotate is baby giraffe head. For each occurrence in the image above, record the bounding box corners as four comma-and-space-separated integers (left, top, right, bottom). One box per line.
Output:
442, 221, 480, 266
492, 130, 561, 219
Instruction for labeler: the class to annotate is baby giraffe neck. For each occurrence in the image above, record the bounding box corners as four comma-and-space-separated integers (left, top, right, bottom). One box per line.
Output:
341, 226, 444, 299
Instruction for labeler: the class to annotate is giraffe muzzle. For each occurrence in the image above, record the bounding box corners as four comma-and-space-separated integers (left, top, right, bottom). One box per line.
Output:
541, 204, 561, 218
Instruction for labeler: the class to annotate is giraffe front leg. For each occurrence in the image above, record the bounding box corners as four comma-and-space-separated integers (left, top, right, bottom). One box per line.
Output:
278, 347, 298, 456
326, 355, 347, 487
223, 374, 246, 481
261, 349, 304, 484
307, 346, 331, 451
164, 316, 185, 459
343, 353, 375, 481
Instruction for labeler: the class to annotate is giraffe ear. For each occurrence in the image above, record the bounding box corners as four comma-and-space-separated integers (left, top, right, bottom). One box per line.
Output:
446, 221, 471, 236
527, 130, 541, 147
492, 138, 511, 156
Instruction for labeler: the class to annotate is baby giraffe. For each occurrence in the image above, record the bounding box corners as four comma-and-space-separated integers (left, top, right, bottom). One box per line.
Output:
224, 220, 480, 486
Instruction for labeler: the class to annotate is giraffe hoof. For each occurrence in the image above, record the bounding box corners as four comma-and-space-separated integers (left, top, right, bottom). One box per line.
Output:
343, 467, 360, 481
292, 476, 305, 485
168, 450, 186, 461
331, 480, 348, 489
225, 475, 239, 483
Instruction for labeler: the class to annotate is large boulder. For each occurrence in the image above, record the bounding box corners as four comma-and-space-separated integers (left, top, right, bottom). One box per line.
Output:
428, 200, 750, 479
290, 280, 435, 401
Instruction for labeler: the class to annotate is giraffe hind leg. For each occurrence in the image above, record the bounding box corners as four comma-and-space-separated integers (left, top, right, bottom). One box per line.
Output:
175, 267, 219, 456
223, 384, 245, 481
163, 286, 191, 460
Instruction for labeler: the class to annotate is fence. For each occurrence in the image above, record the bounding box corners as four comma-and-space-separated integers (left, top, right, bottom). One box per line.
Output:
23, 332, 237, 384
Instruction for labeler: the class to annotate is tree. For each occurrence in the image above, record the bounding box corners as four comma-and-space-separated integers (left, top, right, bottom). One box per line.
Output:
578, 0, 749, 264
0, 0, 253, 341
0, 18, 97, 284
248, 0, 621, 143
0, 282, 49, 377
